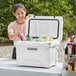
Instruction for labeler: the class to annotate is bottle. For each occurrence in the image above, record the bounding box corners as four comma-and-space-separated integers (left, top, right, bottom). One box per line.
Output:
70, 34, 73, 43
72, 43, 76, 55
68, 35, 74, 55
18, 32, 26, 41
49, 36, 54, 41
45, 36, 49, 42
74, 32, 76, 44
69, 34, 76, 55
73, 32, 76, 54
74, 62, 76, 71
65, 35, 73, 55
68, 43, 72, 56
66, 66, 68, 70
38, 36, 43, 42
64, 35, 73, 63
29, 36, 32, 41
67, 55, 74, 71
65, 44, 68, 54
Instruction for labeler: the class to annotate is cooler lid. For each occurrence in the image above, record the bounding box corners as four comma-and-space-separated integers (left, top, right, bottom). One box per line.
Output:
26, 16, 63, 41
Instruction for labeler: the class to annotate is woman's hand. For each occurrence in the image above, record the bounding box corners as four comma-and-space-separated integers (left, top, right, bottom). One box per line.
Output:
8, 29, 14, 40
8, 30, 14, 37
8, 29, 17, 38
27, 14, 34, 18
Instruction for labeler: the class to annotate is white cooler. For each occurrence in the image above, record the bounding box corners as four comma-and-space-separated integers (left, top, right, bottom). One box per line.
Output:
15, 16, 63, 68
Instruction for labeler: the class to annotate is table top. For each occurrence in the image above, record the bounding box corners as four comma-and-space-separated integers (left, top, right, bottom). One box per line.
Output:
0, 58, 63, 74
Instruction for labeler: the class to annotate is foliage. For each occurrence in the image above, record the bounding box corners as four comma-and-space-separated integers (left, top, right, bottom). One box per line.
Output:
0, 37, 9, 42
0, 0, 76, 42
71, 0, 76, 15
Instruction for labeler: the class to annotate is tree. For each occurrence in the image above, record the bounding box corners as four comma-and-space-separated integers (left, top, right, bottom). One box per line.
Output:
0, 0, 75, 41
71, 0, 76, 15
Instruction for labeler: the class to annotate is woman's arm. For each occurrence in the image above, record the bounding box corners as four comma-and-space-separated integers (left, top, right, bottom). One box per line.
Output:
8, 24, 18, 40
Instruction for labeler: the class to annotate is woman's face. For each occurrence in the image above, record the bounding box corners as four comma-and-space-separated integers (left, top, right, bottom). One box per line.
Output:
14, 8, 26, 22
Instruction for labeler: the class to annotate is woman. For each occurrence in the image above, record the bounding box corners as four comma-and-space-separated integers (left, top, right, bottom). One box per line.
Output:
8, 3, 33, 59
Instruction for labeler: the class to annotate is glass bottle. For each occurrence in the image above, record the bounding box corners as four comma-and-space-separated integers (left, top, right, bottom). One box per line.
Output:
18, 33, 26, 41
67, 55, 74, 71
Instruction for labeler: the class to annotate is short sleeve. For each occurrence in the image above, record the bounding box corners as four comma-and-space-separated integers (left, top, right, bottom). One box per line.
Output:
8, 23, 14, 34
8, 22, 15, 40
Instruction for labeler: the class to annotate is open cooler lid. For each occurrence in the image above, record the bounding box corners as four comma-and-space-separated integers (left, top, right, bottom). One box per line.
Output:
26, 16, 63, 41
